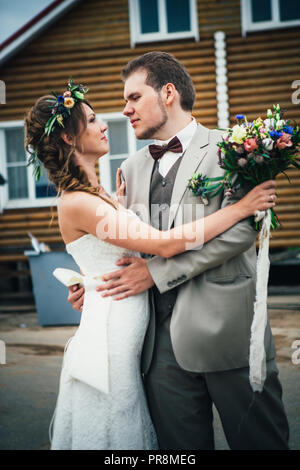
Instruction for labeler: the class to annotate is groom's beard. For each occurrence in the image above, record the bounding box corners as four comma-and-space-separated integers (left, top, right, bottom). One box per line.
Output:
138, 95, 168, 140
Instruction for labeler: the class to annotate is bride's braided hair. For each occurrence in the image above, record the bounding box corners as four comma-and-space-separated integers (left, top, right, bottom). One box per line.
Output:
25, 95, 118, 209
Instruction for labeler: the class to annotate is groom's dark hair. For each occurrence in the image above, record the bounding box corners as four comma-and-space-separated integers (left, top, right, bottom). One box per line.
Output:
121, 51, 195, 112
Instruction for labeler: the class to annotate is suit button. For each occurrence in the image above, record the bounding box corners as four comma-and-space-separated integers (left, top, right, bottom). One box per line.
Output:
162, 180, 166, 187
168, 304, 173, 310
167, 281, 173, 287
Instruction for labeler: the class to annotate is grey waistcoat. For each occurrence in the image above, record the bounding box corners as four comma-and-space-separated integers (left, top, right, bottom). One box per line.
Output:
149, 157, 183, 325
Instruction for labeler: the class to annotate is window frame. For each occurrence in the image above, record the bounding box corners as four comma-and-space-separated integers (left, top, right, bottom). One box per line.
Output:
0, 114, 150, 209
129, 0, 199, 47
97, 112, 137, 195
241, 0, 300, 36
0, 120, 58, 210
98, 112, 153, 195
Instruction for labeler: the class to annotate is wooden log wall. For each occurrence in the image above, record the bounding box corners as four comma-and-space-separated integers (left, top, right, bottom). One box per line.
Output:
0, 0, 217, 124
0, 208, 61, 263
0, 0, 217, 273
226, 27, 300, 248
0, 0, 299, 278
197, 0, 300, 249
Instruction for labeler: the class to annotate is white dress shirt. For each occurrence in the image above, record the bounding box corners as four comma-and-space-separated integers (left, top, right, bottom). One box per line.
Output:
152, 118, 198, 177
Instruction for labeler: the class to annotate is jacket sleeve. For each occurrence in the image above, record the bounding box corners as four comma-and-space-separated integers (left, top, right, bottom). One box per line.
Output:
146, 187, 257, 294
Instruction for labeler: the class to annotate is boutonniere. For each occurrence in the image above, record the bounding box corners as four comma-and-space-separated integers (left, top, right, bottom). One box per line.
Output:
187, 173, 225, 206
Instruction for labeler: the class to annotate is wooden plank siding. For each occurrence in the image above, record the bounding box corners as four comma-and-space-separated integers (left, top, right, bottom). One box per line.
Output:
0, 0, 299, 282
226, 26, 300, 248
0, 0, 218, 273
0, 0, 217, 123
197, 0, 300, 248
0, 207, 61, 263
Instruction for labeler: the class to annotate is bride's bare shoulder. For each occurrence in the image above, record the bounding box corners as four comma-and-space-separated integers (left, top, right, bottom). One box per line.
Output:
59, 190, 102, 203
58, 190, 104, 214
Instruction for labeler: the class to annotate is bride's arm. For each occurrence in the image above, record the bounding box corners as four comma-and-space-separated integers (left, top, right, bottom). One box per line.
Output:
61, 180, 276, 258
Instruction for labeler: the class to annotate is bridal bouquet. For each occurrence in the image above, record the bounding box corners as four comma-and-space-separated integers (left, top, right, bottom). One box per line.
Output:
188, 105, 300, 230
188, 105, 300, 393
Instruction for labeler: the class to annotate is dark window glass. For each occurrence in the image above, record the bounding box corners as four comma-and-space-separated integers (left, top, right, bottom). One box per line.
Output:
7, 166, 28, 199
6, 128, 25, 163
166, 0, 191, 33
280, 0, 300, 21
139, 0, 159, 34
35, 169, 57, 198
108, 120, 128, 155
110, 158, 126, 193
6, 128, 28, 199
136, 138, 153, 150
251, 0, 272, 22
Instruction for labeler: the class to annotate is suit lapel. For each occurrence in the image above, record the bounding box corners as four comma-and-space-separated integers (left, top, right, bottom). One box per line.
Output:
168, 124, 210, 228
136, 147, 155, 224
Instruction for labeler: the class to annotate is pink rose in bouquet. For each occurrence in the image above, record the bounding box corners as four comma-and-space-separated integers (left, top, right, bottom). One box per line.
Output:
276, 132, 293, 150
244, 138, 258, 152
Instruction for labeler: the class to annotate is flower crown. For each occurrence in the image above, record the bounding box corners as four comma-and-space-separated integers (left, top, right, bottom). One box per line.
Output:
45, 77, 88, 135
27, 77, 88, 180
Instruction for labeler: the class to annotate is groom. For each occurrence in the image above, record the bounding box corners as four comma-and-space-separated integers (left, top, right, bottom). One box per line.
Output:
68, 52, 289, 450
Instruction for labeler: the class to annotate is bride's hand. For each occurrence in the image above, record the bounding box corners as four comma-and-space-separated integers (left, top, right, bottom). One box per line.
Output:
116, 168, 126, 206
237, 180, 277, 217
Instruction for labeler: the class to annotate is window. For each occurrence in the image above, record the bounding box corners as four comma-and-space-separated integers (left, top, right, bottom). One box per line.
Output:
0, 121, 57, 209
0, 116, 152, 210
241, 0, 300, 35
129, 0, 199, 46
98, 113, 152, 194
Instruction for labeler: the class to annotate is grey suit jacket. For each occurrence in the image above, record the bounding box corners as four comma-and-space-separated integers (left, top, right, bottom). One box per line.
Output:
120, 124, 276, 374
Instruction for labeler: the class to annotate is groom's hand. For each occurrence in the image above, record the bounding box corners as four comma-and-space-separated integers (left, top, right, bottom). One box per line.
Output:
67, 284, 85, 312
96, 256, 154, 300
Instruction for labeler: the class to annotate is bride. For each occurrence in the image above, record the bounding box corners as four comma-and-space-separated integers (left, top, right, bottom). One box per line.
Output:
25, 80, 276, 450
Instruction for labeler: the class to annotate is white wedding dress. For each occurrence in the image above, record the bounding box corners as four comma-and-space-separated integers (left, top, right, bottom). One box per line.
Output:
50, 233, 158, 450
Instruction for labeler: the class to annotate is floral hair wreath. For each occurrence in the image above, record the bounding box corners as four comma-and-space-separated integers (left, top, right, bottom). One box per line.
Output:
27, 77, 88, 181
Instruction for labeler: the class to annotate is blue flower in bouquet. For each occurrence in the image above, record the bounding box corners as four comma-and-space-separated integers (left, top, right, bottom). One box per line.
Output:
235, 114, 244, 120
269, 130, 282, 139
57, 95, 64, 104
283, 125, 293, 134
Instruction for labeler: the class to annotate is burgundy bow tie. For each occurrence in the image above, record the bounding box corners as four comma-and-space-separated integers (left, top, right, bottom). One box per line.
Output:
149, 136, 183, 161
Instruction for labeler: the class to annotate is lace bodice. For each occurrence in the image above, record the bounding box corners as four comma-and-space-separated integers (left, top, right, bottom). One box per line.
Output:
66, 234, 139, 278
